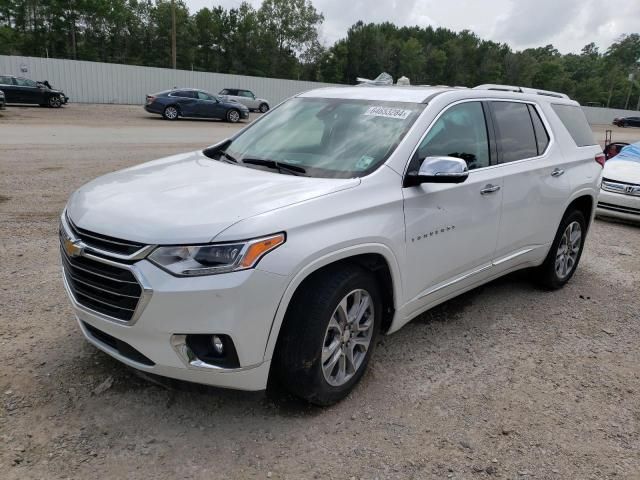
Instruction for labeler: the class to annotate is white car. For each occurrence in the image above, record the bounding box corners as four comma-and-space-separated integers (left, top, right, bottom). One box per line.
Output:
597, 142, 640, 222
218, 88, 270, 113
60, 84, 603, 405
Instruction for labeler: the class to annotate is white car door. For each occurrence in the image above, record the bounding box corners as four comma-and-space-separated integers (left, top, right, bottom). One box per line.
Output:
239, 90, 259, 109
488, 100, 571, 271
401, 100, 503, 319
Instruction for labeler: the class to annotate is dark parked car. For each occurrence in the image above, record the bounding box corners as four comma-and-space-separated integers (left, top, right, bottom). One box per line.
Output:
613, 116, 640, 128
145, 88, 250, 122
0, 75, 68, 107
0, 90, 5, 110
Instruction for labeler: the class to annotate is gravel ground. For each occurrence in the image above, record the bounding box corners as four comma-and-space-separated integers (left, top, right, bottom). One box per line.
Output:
1, 104, 639, 480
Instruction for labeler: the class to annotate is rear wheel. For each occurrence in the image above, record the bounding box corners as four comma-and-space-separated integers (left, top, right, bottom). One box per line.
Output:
274, 265, 381, 406
226, 109, 241, 123
48, 95, 62, 108
536, 210, 586, 289
163, 105, 179, 120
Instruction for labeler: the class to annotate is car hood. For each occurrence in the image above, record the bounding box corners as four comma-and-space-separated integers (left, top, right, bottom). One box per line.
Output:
603, 159, 640, 184
66, 150, 359, 244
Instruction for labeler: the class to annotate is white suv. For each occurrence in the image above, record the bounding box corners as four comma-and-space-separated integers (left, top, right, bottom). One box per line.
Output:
60, 84, 603, 405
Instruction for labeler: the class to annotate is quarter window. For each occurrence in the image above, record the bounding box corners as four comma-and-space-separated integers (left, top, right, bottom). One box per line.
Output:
416, 101, 490, 171
528, 105, 550, 155
491, 101, 538, 163
550, 104, 596, 147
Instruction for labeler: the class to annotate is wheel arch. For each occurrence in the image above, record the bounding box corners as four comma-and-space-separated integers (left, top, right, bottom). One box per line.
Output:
263, 244, 402, 363
564, 193, 595, 230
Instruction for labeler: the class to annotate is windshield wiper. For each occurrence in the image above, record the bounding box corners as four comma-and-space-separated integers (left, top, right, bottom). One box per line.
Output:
242, 158, 308, 176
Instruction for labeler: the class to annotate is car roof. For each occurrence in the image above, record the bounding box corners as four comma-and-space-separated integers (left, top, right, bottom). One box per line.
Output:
298, 85, 580, 106
298, 86, 452, 103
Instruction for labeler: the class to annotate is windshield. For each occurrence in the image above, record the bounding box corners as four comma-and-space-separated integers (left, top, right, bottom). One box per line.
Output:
224, 97, 425, 178
611, 143, 640, 163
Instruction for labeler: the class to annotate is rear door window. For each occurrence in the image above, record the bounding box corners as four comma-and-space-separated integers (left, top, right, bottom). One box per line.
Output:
171, 90, 195, 98
0, 76, 13, 85
490, 101, 538, 163
550, 104, 596, 147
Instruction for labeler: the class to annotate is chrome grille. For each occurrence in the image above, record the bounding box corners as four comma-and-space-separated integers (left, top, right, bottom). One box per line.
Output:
601, 178, 640, 197
66, 215, 146, 256
61, 245, 143, 322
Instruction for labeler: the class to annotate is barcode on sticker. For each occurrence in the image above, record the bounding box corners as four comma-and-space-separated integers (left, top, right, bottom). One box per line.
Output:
364, 106, 411, 119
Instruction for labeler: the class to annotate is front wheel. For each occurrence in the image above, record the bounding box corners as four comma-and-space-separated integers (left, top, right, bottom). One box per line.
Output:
259, 103, 269, 113
226, 109, 241, 123
48, 95, 62, 108
536, 210, 586, 289
274, 265, 381, 406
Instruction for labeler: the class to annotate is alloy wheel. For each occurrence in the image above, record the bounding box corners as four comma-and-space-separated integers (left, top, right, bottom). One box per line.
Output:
228, 110, 240, 123
49, 96, 62, 108
164, 106, 178, 120
555, 221, 582, 280
321, 289, 375, 387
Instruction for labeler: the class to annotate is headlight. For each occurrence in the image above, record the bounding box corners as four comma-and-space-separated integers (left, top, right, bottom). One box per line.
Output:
148, 233, 285, 276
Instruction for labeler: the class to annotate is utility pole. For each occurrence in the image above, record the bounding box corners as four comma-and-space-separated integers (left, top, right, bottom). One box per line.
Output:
171, 0, 177, 69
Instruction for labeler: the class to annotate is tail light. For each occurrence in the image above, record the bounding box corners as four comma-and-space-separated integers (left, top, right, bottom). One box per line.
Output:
595, 153, 606, 167
146, 95, 155, 104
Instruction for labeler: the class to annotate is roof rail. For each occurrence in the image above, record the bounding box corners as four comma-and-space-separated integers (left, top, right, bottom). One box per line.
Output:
473, 84, 569, 99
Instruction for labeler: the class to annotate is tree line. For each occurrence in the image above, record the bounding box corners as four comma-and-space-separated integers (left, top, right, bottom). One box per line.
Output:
1, 0, 639, 109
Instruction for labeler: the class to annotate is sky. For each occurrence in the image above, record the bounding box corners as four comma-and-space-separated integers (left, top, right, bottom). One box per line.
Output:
184, 0, 639, 54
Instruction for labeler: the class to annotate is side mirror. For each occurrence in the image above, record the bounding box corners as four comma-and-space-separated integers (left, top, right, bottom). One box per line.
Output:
404, 156, 469, 187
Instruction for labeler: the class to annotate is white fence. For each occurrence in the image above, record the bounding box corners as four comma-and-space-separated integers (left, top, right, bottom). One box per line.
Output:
0, 55, 339, 105
582, 106, 639, 125
1, 55, 638, 124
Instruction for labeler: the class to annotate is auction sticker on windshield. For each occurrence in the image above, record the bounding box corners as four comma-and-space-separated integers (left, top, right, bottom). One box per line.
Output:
364, 106, 412, 120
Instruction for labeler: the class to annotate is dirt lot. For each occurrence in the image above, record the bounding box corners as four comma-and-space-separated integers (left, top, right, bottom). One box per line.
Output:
1, 105, 639, 480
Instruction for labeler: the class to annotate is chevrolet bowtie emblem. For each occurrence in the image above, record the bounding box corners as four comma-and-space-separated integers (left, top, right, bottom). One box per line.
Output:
63, 235, 83, 257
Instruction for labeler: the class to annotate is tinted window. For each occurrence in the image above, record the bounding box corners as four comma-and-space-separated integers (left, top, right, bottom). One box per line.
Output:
197, 91, 213, 101
550, 104, 596, 147
15, 78, 37, 87
528, 104, 550, 155
491, 101, 537, 163
239, 90, 254, 98
0, 76, 13, 85
417, 102, 490, 171
171, 90, 195, 98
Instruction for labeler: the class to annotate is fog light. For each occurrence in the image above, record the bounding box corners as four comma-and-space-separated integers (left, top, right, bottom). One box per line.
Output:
211, 335, 224, 355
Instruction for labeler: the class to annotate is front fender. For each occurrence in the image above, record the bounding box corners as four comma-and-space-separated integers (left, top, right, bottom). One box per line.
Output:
261, 242, 403, 362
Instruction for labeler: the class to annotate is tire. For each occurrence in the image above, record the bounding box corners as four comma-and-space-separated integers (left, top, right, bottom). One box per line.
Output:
259, 103, 269, 114
226, 109, 241, 123
163, 105, 179, 120
536, 210, 586, 289
48, 95, 62, 108
274, 265, 381, 406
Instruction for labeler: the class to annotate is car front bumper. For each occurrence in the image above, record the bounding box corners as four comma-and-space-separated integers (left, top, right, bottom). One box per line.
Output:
62, 247, 289, 391
596, 188, 640, 223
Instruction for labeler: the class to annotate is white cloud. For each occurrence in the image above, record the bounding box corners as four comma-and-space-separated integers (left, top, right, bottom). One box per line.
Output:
185, 0, 639, 53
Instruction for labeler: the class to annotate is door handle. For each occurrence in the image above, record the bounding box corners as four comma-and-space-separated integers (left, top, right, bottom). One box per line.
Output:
480, 184, 501, 195
551, 168, 565, 177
